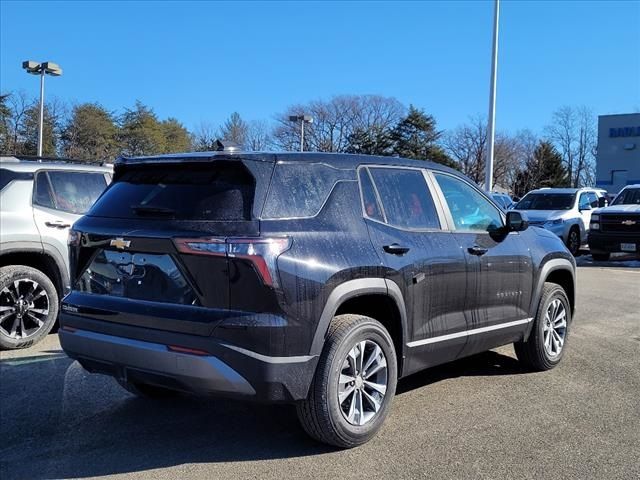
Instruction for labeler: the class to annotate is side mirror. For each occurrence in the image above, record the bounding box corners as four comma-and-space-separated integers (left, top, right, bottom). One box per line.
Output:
506, 211, 528, 232
598, 197, 607, 208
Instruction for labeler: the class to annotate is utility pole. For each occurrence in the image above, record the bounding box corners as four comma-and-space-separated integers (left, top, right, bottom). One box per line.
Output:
484, 0, 500, 192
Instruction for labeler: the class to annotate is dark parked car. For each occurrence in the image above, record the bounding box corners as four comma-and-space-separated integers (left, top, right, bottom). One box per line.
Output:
60, 149, 576, 448
588, 184, 640, 260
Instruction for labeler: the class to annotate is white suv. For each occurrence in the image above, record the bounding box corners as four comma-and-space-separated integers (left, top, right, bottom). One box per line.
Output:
0, 156, 111, 349
513, 187, 607, 256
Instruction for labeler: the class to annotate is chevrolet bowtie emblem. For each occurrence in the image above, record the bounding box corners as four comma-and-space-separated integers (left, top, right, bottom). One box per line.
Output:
110, 237, 131, 249
621, 220, 636, 226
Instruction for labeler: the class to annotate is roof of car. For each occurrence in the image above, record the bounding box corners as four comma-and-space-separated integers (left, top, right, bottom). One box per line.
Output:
620, 184, 640, 189
527, 187, 598, 194
0, 156, 112, 173
115, 151, 460, 174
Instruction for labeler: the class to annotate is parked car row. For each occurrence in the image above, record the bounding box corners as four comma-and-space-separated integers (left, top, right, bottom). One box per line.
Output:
488, 186, 638, 260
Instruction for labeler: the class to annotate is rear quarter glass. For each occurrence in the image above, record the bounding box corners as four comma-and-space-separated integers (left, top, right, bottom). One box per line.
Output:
261, 162, 355, 219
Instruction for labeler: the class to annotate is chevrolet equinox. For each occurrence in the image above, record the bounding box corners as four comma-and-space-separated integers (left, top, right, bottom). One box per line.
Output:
60, 148, 576, 448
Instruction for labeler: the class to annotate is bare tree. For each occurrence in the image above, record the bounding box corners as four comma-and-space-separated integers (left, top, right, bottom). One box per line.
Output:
192, 121, 218, 151
246, 120, 272, 151
443, 116, 487, 184
545, 106, 596, 187
273, 95, 405, 153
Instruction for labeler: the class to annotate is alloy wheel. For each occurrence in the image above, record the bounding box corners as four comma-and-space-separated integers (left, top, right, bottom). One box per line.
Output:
543, 298, 567, 358
337, 339, 388, 426
0, 279, 50, 339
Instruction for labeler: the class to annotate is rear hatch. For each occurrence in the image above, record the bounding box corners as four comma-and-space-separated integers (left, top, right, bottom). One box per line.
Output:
66, 156, 276, 335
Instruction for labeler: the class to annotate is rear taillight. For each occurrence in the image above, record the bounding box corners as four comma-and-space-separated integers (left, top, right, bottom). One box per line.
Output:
173, 237, 291, 287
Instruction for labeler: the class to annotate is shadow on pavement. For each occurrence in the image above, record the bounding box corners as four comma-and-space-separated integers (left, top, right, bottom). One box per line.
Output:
0, 349, 524, 479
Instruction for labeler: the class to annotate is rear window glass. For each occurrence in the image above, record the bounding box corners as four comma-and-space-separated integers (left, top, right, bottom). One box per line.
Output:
368, 167, 440, 230
358, 168, 384, 222
262, 162, 353, 219
88, 162, 255, 221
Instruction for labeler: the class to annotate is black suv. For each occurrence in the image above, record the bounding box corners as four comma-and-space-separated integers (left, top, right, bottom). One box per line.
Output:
60, 150, 576, 448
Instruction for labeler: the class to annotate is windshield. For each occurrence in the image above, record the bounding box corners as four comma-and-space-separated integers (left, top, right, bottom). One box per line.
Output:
612, 188, 640, 206
515, 193, 576, 210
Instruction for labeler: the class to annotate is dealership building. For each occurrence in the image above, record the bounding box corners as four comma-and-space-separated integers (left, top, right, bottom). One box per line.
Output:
596, 113, 640, 193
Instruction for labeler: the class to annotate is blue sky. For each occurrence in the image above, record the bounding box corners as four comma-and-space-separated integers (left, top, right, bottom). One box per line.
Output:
1, 0, 639, 135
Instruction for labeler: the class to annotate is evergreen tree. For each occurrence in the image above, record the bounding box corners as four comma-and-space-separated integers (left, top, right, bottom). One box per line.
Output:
218, 112, 248, 147
346, 127, 393, 156
19, 103, 57, 156
119, 101, 166, 156
514, 141, 569, 196
62, 103, 118, 161
161, 118, 191, 153
391, 105, 456, 168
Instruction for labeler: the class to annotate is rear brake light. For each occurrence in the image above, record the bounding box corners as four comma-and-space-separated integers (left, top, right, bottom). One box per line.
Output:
173, 236, 291, 287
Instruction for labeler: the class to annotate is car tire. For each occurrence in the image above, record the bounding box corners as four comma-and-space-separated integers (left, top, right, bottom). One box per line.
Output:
116, 379, 180, 398
296, 314, 397, 448
0, 265, 59, 350
591, 253, 610, 261
566, 227, 580, 256
514, 282, 571, 371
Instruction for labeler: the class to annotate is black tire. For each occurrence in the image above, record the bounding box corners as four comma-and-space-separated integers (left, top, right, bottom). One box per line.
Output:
116, 379, 180, 398
514, 282, 571, 371
296, 314, 397, 448
591, 252, 610, 261
566, 227, 580, 256
0, 265, 59, 350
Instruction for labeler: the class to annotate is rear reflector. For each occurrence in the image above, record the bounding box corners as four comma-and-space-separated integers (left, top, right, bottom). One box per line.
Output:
173, 236, 291, 287
167, 345, 210, 356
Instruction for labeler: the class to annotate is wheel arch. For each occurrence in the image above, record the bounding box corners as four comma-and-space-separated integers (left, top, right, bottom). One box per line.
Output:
530, 258, 576, 319
310, 278, 408, 376
0, 249, 65, 297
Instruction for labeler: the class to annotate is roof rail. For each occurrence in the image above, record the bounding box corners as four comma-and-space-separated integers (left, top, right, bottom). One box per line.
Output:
1, 154, 106, 166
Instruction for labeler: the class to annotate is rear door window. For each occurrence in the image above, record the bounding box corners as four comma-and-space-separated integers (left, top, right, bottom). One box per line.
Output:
88, 162, 255, 221
33, 172, 55, 209
368, 167, 440, 230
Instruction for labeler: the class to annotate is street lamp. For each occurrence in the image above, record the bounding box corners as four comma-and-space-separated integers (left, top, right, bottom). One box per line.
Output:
22, 60, 63, 157
289, 115, 313, 152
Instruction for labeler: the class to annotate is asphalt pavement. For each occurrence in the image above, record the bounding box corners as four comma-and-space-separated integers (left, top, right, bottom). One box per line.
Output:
1, 264, 638, 480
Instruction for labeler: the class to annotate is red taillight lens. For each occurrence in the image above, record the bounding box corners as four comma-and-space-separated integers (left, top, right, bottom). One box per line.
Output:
227, 237, 291, 287
174, 237, 226, 256
172, 236, 291, 287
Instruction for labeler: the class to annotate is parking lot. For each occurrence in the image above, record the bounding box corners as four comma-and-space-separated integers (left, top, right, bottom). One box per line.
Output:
1, 263, 638, 480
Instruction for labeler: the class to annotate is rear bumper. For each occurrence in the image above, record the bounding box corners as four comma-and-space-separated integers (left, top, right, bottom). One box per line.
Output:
588, 231, 640, 253
59, 314, 318, 403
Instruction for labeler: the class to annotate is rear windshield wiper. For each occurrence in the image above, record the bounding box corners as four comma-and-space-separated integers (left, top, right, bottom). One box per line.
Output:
131, 205, 176, 218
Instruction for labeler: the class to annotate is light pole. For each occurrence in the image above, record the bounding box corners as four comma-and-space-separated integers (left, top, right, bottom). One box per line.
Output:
484, 0, 499, 192
22, 61, 63, 157
289, 115, 313, 152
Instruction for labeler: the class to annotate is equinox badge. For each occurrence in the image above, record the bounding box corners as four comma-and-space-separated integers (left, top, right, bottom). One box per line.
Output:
110, 237, 131, 249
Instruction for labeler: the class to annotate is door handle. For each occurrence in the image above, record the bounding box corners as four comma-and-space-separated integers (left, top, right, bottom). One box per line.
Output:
383, 243, 410, 255
467, 245, 488, 256
45, 221, 71, 229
